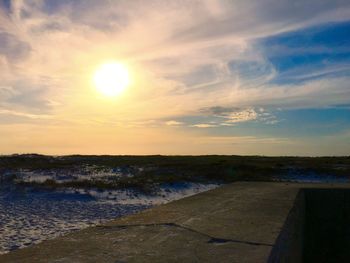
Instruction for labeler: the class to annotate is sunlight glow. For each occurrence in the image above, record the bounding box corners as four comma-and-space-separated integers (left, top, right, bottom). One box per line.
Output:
93, 62, 130, 97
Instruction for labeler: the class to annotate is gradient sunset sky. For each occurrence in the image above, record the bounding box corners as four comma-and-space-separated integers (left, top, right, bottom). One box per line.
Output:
1, 0, 350, 156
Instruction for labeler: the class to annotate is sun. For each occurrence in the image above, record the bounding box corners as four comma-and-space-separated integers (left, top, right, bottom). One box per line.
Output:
93, 62, 130, 97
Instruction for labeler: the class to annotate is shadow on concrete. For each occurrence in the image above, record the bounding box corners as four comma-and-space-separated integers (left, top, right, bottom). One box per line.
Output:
270, 188, 350, 263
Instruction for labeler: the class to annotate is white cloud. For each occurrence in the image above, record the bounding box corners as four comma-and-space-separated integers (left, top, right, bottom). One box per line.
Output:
165, 120, 183, 126
222, 108, 258, 123
200, 106, 279, 125
191, 123, 218, 128
0, 109, 51, 119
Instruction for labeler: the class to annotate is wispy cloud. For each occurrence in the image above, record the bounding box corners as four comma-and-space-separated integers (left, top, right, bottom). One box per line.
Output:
1, 0, 349, 120
191, 123, 218, 128
0, 109, 51, 119
200, 106, 278, 125
165, 120, 183, 126
220, 108, 258, 123
199, 136, 291, 145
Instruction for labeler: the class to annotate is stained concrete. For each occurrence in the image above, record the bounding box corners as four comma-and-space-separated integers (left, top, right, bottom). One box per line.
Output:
1, 182, 350, 263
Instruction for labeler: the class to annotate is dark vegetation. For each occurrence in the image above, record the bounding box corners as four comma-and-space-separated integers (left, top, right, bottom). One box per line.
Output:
1, 154, 350, 193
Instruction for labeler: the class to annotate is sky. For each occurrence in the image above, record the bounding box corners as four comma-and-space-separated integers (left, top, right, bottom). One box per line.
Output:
0, 0, 350, 156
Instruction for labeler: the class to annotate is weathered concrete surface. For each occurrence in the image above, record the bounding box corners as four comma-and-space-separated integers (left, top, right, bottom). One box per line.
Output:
1, 182, 350, 263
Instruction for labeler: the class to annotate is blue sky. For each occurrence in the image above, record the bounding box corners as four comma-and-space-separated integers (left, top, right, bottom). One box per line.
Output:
0, 0, 349, 155
261, 22, 350, 84
161, 20, 350, 154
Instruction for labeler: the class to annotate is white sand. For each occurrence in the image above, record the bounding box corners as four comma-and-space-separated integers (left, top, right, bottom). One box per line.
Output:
0, 181, 219, 254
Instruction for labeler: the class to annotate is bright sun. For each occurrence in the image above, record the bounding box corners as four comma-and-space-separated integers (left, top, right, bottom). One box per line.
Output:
93, 62, 130, 97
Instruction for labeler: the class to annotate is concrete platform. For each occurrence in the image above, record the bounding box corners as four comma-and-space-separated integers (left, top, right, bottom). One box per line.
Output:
1, 182, 350, 263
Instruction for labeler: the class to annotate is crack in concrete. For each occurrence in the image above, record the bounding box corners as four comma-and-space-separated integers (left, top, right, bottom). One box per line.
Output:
97, 223, 273, 247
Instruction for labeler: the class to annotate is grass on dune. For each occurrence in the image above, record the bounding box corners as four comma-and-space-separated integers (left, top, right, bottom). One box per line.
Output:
2, 154, 350, 193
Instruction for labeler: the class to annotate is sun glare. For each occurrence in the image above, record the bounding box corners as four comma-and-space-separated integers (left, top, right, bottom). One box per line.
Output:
93, 62, 130, 97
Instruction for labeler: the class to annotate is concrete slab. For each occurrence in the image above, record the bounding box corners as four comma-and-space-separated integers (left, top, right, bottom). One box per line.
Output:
1, 182, 350, 263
